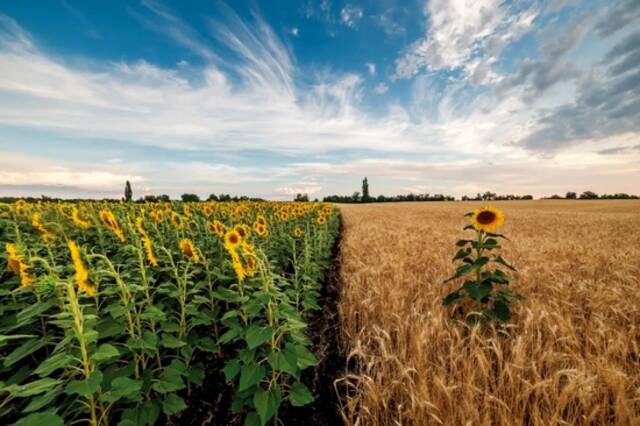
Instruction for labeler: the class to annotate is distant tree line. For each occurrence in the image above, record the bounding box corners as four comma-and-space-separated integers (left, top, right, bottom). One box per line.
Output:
323, 192, 455, 203
544, 191, 639, 200
0, 196, 126, 203
322, 177, 455, 203
461, 192, 534, 201
142, 193, 264, 202
318, 179, 640, 204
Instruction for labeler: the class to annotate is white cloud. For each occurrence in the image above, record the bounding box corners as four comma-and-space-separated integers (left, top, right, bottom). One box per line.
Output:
0, 153, 143, 189
395, 0, 538, 79
276, 184, 322, 196
288, 27, 299, 37
133, 0, 218, 62
365, 62, 376, 75
374, 83, 388, 94
373, 9, 405, 36
281, 149, 640, 197
340, 5, 363, 28
0, 13, 428, 154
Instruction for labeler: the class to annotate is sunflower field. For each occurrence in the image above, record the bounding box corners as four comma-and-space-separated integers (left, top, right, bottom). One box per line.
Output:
0, 200, 340, 426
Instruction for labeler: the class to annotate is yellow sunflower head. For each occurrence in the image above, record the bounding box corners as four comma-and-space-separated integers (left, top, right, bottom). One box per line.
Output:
71, 207, 91, 229
6, 243, 22, 275
293, 227, 302, 238
67, 240, 94, 294
171, 212, 183, 229
99, 209, 116, 228
152, 210, 164, 223
470, 206, 505, 233
209, 220, 226, 237
245, 255, 256, 277
224, 229, 241, 250
179, 239, 200, 263
135, 216, 147, 237
234, 224, 250, 240
254, 223, 268, 237
231, 251, 246, 282
15, 199, 28, 214
241, 241, 255, 255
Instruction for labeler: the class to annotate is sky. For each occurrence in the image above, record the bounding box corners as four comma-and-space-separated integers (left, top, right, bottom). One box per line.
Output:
0, 0, 639, 200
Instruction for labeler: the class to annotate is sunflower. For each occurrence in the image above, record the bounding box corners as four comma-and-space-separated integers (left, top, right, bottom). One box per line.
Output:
470, 206, 505, 233
210, 220, 226, 237
230, 251, 246, 282
99, 209, 116, 228
293, 227, 302, 238
17, 258, 33, 287
135, 217, 157, 267
171, 212, 183, 229
71, 207, 91, 229
99, 209, 126, 242
6, 243, 33, 287
15, 199, 28, 215
142, 236, 158, 267
67, 240, 95, 296
179, 239, 201, 263
316, 215, 327, 225
241, 241, 255, 255
151, 209, 165, 223
254, 223, 268, 237
6, 243, 21, 275
135, 217, 148, 237
245, 255, 256, 278
224, 230, 241, 251
234, 224, 250, 240
32, 213, 55, 241
202, 205, 213, 217
255, 215, 266, 226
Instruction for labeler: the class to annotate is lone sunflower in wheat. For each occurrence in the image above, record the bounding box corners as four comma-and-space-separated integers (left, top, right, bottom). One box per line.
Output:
470, 206, 505, 233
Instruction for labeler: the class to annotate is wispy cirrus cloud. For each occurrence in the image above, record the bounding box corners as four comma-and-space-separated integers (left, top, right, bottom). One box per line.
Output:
0, 11, 421, 155
132, 0, 218, 62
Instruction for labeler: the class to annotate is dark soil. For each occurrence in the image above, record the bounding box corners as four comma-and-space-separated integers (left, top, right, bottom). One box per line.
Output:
173, 223, 346, 426
277, 222, 346, 425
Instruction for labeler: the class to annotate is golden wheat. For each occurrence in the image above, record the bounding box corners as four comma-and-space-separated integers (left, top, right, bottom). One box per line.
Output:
336, 200, 640, 426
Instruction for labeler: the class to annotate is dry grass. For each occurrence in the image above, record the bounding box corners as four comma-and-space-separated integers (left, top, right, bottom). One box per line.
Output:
336, 200, 640, 425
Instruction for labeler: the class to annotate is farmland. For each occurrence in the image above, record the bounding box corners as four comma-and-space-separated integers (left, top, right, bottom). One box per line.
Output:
337, 200, 640, 425
2, 199, 640, 425
0, 200, 339, 425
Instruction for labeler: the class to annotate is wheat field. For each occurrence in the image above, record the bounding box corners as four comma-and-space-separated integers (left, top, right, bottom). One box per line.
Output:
335, 200, 640, 425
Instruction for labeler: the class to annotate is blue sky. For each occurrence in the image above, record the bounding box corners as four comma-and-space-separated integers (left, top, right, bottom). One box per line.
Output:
0, 0, 639, 199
